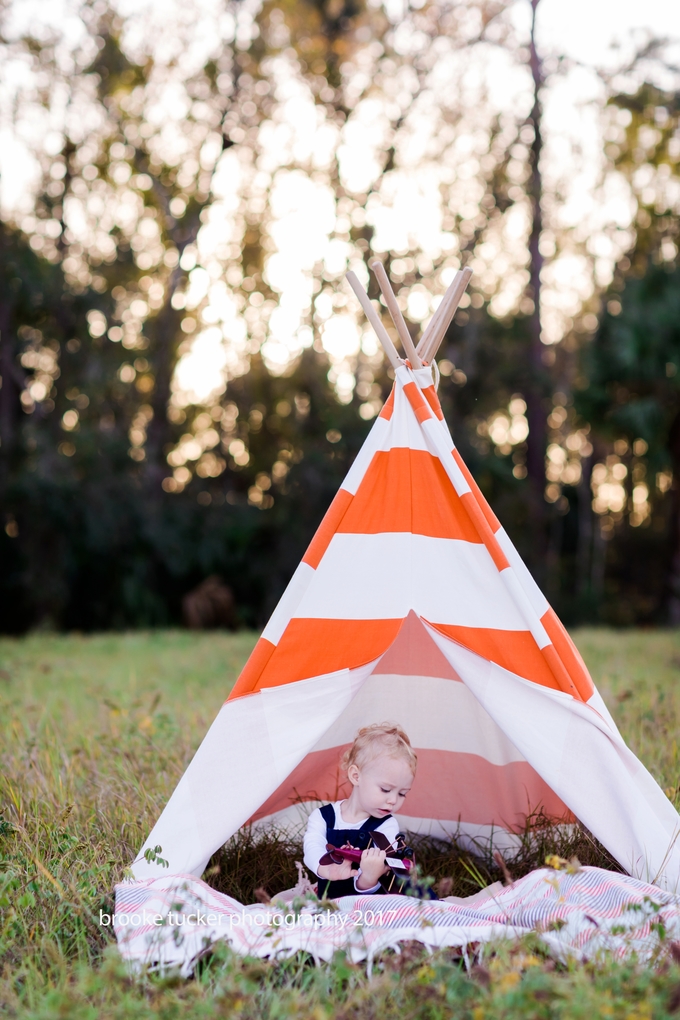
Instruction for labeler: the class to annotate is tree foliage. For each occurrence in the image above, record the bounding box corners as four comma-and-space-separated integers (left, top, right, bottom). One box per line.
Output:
0, 0, 678, 630
571, 81, 680, 622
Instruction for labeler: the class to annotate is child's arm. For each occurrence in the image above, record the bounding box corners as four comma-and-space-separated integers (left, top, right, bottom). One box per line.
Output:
303, 808, 352, 881
355, 848, 388, 891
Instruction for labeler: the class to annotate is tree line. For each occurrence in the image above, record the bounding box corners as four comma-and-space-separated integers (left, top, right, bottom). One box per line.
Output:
0, 0, 679, 631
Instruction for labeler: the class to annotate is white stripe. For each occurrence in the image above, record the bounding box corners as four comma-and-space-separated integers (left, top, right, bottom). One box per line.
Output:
379, 379, 430, 452
341, 416, 390, 495
394, 817, 549, 852
421, 417, 470, 493
409, 363, 456, 448
251, 803, 544, 852
293, 532, 529, 630
587, 687, 620, 735
496, 528, 550, 619
412, 365, 435, 390
395, 364, 412, 388
500, 568, 550, 649
306, 673, 527, 765
261, 562, 316, 646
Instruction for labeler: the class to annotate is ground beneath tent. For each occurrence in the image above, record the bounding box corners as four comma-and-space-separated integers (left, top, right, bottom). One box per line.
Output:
202, 815, 624, 905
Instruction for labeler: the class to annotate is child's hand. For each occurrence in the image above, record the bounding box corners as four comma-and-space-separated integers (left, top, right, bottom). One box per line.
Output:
317, 860, 353, 881
356, 848, 388, 890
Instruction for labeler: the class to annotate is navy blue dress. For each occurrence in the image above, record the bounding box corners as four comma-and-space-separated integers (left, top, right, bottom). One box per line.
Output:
315, 803, 392, 899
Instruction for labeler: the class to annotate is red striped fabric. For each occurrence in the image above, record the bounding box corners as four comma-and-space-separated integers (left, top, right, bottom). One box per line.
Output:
337, 449, 482, 542
249, 745, 572, 827
230, 637, 275, 699
421, 384, 445, 420
256, 618, 403, 688
452, 447, 502, 533
431, 622, 561, 690
229, 370, 594, 710
541, 608, 594, 700
302, 489, 354, 569
379, 388, 395, 420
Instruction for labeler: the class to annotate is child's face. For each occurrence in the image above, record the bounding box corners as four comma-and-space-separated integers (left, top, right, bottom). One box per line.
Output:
348, 754, 414, 818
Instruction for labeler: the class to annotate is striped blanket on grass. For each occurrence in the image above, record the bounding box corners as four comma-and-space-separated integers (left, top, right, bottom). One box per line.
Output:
113, 866, 678, 976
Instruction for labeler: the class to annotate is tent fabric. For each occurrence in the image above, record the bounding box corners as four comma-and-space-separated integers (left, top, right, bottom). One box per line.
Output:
131, 363, 680, 889
229, 366, 593, 700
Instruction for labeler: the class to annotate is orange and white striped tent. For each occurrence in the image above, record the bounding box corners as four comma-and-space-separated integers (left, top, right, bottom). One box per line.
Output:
134, 274, 680, 890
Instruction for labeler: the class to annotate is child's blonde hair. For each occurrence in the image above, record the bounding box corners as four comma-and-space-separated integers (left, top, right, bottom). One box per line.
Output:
340, 722, 417, 775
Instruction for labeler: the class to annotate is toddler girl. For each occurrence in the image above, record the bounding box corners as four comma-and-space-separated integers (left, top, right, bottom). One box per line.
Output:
303, 722, 416, 898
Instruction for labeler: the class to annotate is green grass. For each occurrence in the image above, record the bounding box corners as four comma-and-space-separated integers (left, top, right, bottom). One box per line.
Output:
3, 627, 680, 1018
571, 629, 680, 796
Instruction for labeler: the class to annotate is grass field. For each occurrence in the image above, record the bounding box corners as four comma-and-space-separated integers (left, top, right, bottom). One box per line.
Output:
3, 628, 680, 1018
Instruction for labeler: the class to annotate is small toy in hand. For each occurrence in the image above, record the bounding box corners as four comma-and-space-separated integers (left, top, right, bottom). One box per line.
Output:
319, 831, 415, 893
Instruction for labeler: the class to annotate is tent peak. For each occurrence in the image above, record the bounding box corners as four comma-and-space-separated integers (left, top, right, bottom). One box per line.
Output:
345, 260, 472, 368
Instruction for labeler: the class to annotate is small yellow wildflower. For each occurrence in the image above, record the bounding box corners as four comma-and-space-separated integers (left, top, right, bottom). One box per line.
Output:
416, 964, 436, 984
497, 971, 520, 992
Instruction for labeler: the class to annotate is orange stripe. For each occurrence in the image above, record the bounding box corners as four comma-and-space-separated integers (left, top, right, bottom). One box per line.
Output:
257, 618, 403, 689
453, 450, 580, 701
421, 385, 444, 420
541, 643, 579, 698
302, 488, 353, 569
403, 381, 432, 423
379, 387, 395, 420
455, 459, 579, 700
228, 637, 276, 700
541, 608, 594, 701
460, 492, 509, 571
452, 448, 501, 533
431, 622, 562, 691
337, 449, 482, 542
249, 746, 572, 828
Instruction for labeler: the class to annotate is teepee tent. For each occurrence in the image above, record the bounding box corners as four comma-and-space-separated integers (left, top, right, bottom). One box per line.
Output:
133, 264, 680, 890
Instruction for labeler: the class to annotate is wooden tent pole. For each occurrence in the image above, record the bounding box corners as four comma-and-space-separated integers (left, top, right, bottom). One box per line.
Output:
421, 267, 473, 364
369, 259, 422, 368
416, 267, 473, 363
415, 274, 456, 360
346, 271, 402, 371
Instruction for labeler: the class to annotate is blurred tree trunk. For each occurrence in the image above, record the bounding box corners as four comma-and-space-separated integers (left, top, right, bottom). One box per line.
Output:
665, 409, 680, 623
0, 323, 14, 504
143, 279, 184, 486
143, 229, 200, 487
576, 454, 593, 599
590, 511, 607, 604
0, 257, 18, 495
524, 0, 548, 578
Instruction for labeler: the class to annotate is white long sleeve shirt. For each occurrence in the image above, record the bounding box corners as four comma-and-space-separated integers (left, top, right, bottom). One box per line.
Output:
303, 801, 400, 894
